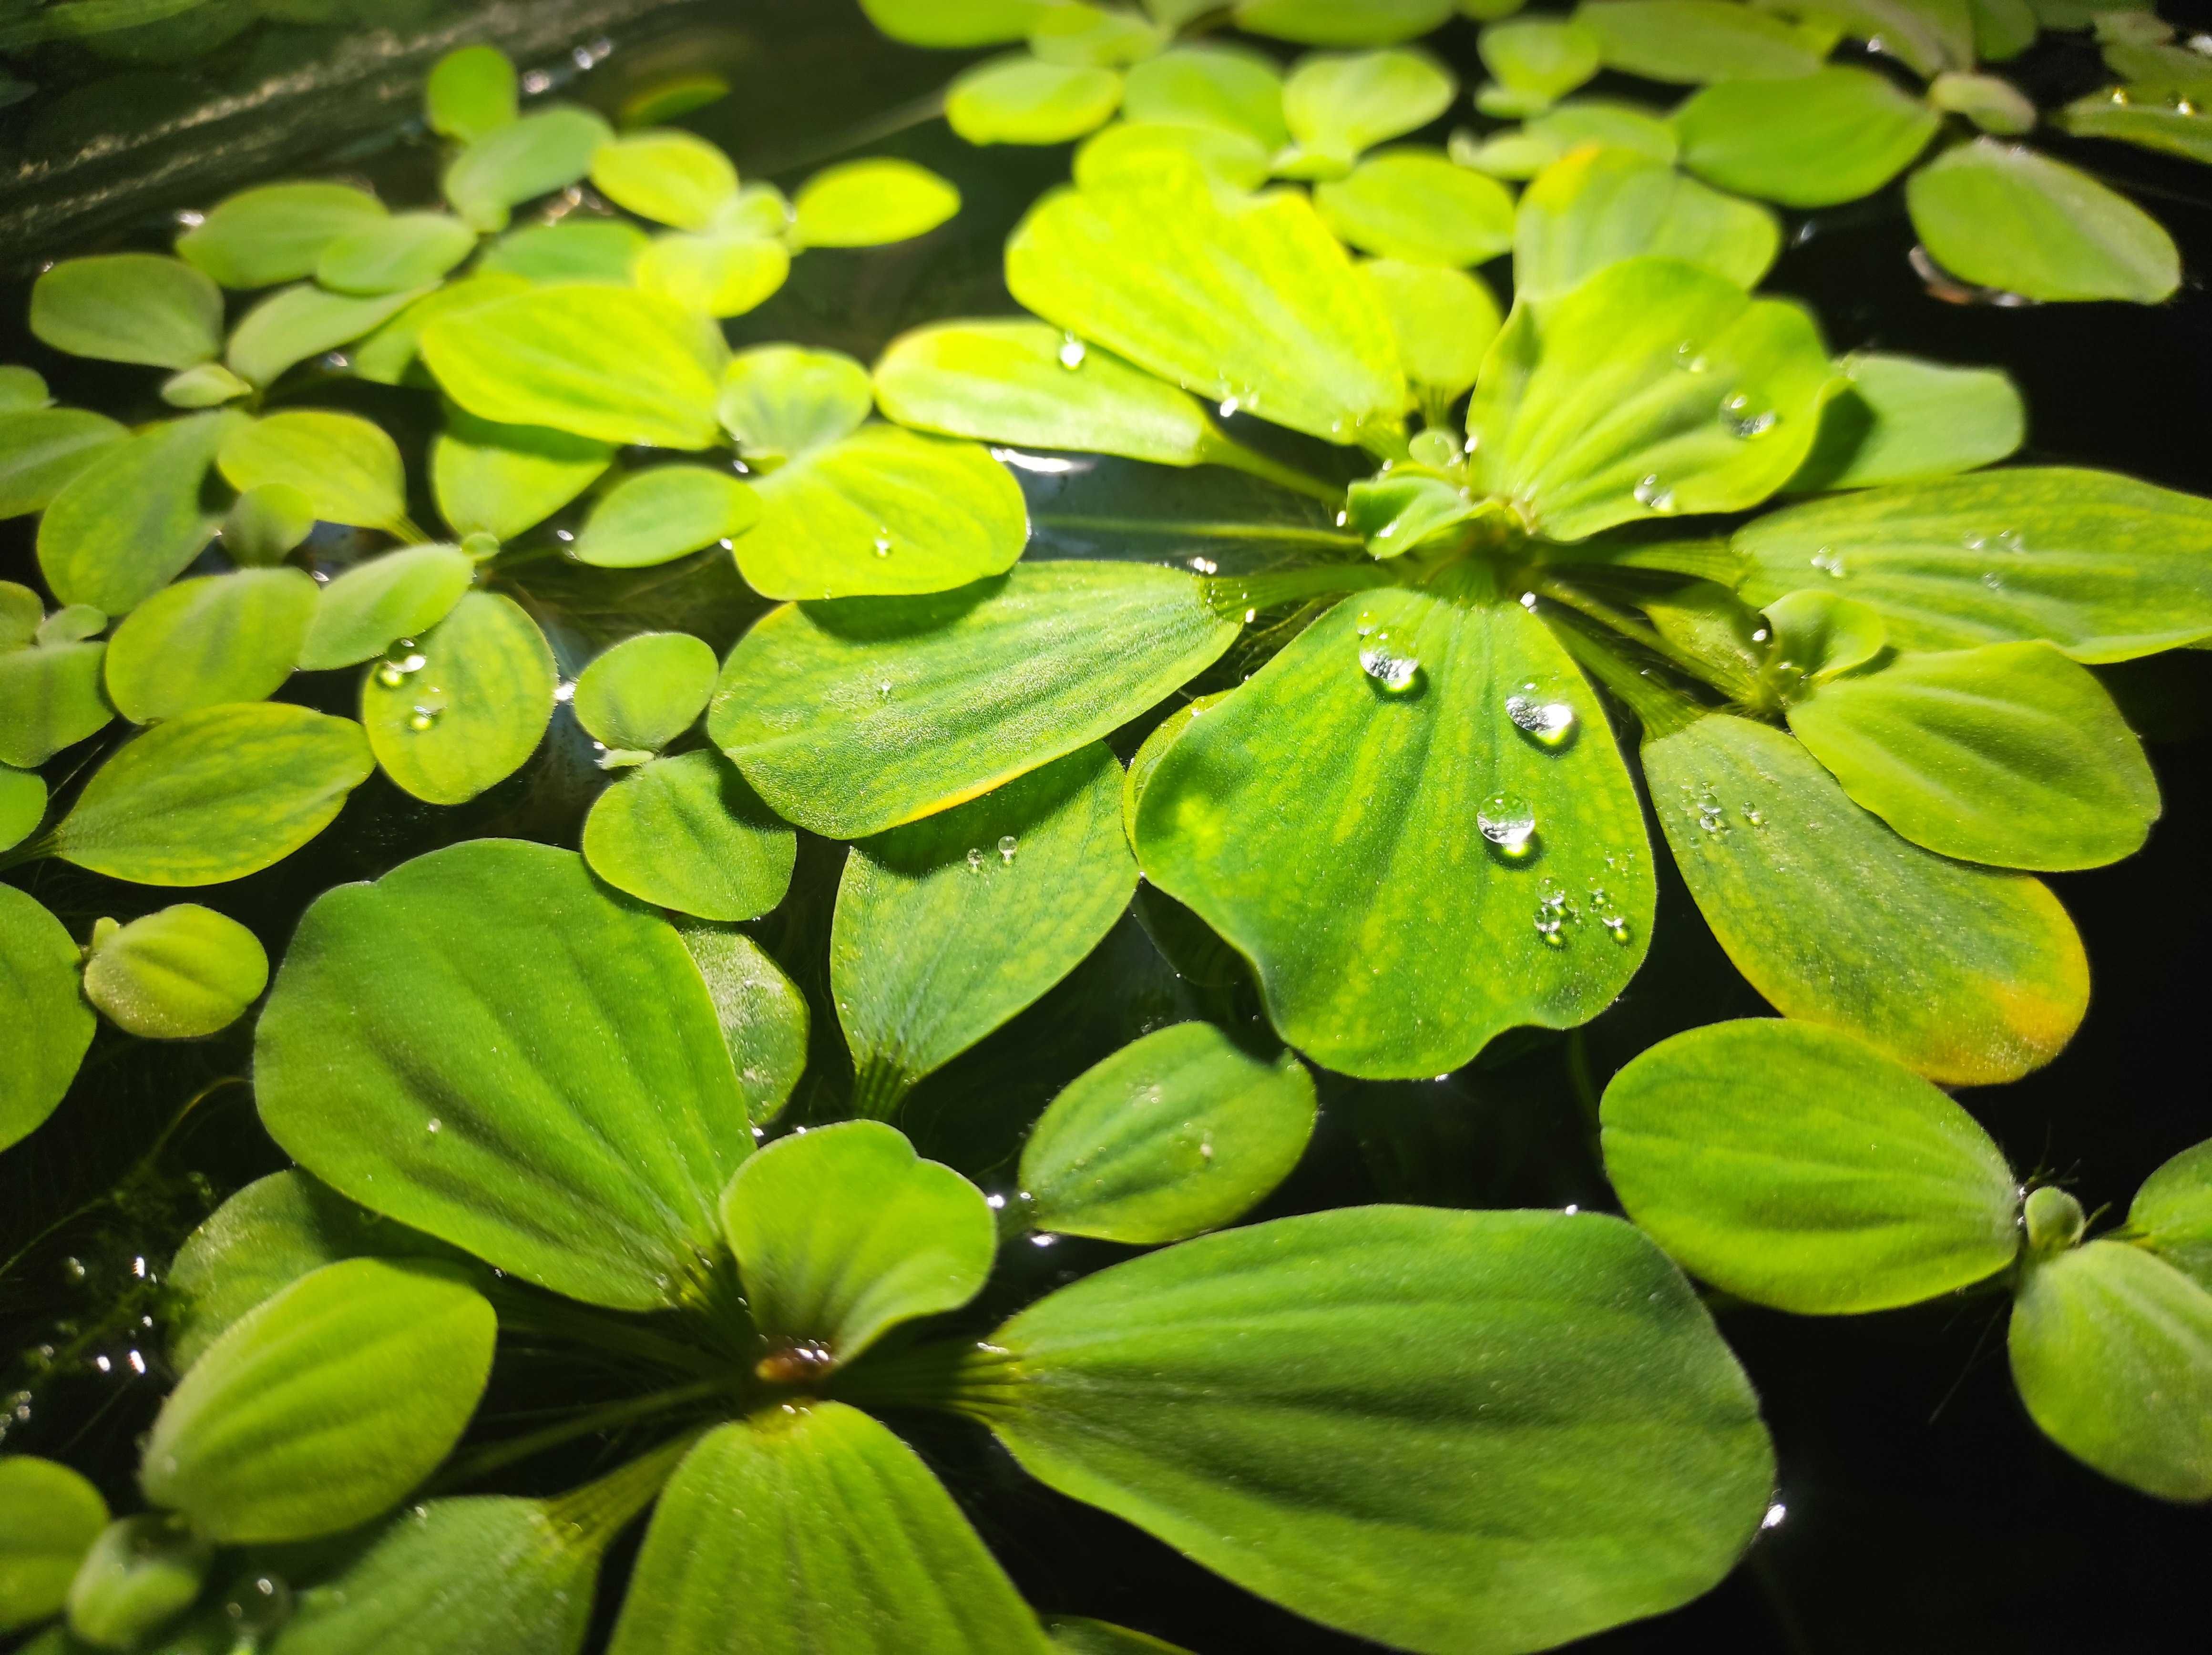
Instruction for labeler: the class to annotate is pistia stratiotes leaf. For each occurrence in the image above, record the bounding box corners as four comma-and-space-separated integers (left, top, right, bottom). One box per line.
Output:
721, 1121, 994, 1372
2057, 92, 2212, 165
46, 703, 374, 886
1279, 47, 1456, 175
1762, 587, 1886, 685
0, 1458, 107, 1635
710, 561, 1241, 839
573, 631, 720, 751
422, 286, 725, 450
299, 545, 476, 672
951, 1206, 1772, 1655
2132, 1139, 2212, 1292
217, 411, 410, 533
80, 905, 268, 1040
572, 467, 759, 569
1018, 1022, 1316, 1243
0, 765, 44, 853
65, 1514, 210, 1649
2009, 1240, 2212, 1502
582, 751, 797, 922
1467, 256, 1835, 542
1357, 260, 1503, 409
1784, 641, 2161, 871
674, 921, 809, 1127
947, 57, 1124, 146
162, 361, 254, 409
857, 0, 1053, 45
633, 232, 792, 318
30, 254, 224, 369
140, 1258, 497, 1543
832, 743, 1137, 1111
793, 158, 963, 247
1906, 138, 2181, 305
0, 407, 126, 519
1639, 705, 2089, 1083
477, 221, 650, 286
432, 409, 615, 543
0, 638, 112, 768
608, 1405, 1053, 1655
443, 106, 614, 233
1121, 45, 1288, 149
1785, 353, 2025, 493
0, 366, 48, 412
314, 212, 477, 296
1575, 0, 1828, 82
1232, 0, 1458, 47
1047, 1620, 1195, 1655
1075, 121, 1272, 191
255, 840, 752, 1310
1311, 149, 1516, 267
425, 42, 517, 142
717, 344, 873, 463
361, 590, 556, 807
1030, 2, 1170, 66
0, 886, 95, 1154
1135, 565, 1652, 1079
1458, 97, 1679, 178
37, 411, 239, 615
1673, 67, 1941, 208
1600, 1018, 2021, 1313
1512, 148, 1782, 303
589, 130, 738, 230
176, 182, 386, 289
225, 283, 428, 388
1006, 174, 1410, 443
1735, 468, 2212, 660
225, 484, 317, 565
1478, 16, 1602, 112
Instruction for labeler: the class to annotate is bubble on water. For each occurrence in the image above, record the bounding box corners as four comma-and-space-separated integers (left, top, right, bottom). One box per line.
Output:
1478, 794, 1536, 858
998, 834, 1018, 864
1721, 393, 1777, 439
1058, 333, 1087, 369
1633, 474, 1677, 512
1360, 645, 1422, 695
1506, 687, 1577, 748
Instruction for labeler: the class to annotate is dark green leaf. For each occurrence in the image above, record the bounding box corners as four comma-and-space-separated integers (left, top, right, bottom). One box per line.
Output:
177, 183, 386, 290
299, 545, 476, 672
37, 411, 237, 614
1675, 67, 1939, 207
361, 591, 555, 806
30, 255, 224, 368
0, 1458, 108, 1635
477, 223, 650, 286
81, 904, 268, 1039
0, 764, 44, 854
0, 887, 95, 1153
0, 409, 126, 520
582, 750, 796, 921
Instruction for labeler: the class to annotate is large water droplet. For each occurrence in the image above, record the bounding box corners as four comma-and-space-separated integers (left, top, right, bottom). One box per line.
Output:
1408, 428, 1460, 469
222, 1572, 294, 1640
406, 686, 448, 733
998, 834, 1018, 864
1058, 333, 1087, 369
1360, 644, 1422, 695
871, 528, 893, 557
1809, 549, 1847, 578
1478, 794, 1536, 858
1506, 688, 1577, 749
965, 848, 983, 872
1721, 392, 1777, 439
1633, 474, 1678, 512
375, 639, 426, 688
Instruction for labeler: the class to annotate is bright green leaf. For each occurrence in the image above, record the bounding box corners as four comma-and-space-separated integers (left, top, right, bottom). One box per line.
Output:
361, 590, 554, 806
1356, 259, 1503, 408
2132, 1139, 2212, 1291
1762, 587, 1889, 685
177, 182, 386, 289
0, 366, 49, 412
1231, 0, 1458, 47
1577, 0, 1827, 82
65, 1516, 210, 1650
1675, 66, 1941, 207
315, 212, 477, 296
589, 130, 738, 230
431, 408, 614, 542
218, 410, 410, 532
0, 765, 44, 854
1479, 16, 1601, 109
0, 408, 126, 520
351, 271, 533, 386
425, 43, 517, 142
225, 282, 427, 387
947, 56, 1123, 145
1031, 3, 1170, 67
103, 568, 316, 722
224, 483, 317, 566
572, 466, 759, 569
1513, 148, 1781, 303
634, 234, 790, 318
573, 631, 720, 750
673, 920, 809, 1127
81, 904, 268, 1039
793, 159, 962, 248
1930, 70, 2038, 136
582, 750, 797, 922
1121, 45, 1288, 148
1073, 120, 1272, 191
1280, 48, 1455, 175
0, 887, 95, 1154
1313, 148, 1515, 266
30, 254, 224, 368
37, 411, 236, 614
2058, 90, 2212, 164
1786, 353, 2025, 493
443, 106, 614, 233
717, 345, 872, 461
0, 640, 113, 768
1047, 1620, 1195, 1655
300, 545, 476, 671
0, 1458, 107, 1635
857, 0, 1053, 47
477, 221, 650, 285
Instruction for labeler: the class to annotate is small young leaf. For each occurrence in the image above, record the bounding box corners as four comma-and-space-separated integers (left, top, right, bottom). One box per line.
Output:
477, 220, 651, 285
1479, 16, 1602, 109
315, 212, 477, 296
1761, 587, 1887, 685
140, 1259, 496, 1543
1906, 138, 2180, 305
1928, 70, 2037, 136
0, 1458, 108, 1635
443, 106, 614, 233
432, 408, 615, 542
30, 254, 224, 368
0, 408, 126, 519
81, 904, 269, 1039
361, 590, 555, 806
218, 410, 410, 532
0, 640, 113, 768
1121, 44, 1288, 148
103, 568, 317, 723
1356, 259, 1503, 405
256, 840, 752, 1309
299, 545, 475, 671
673, 920, 809, 1127
573, 631, 719, 750
947, 56, 1124, 145
572, 466, 758, 569
1020, 1022, 1315, 1243
717, 345, 873, 462
2132, 1140, 2212, 1292
1577, 0, 1826, 82
49, 703, 374, 886
633, 232, 791, 317
857, 0, 1053, 48
711, 562, 1240, 839
177, 182, 387, 289
225, 282, 427, 387
65, 1516, 210, 1650
1280, 48, 1456, 175
37, 411, 237, 614
589, 130, 739, 230
1513, 148, 1781, 302
793, 158, 962, 247
582, 751, 797, 922
0, 765, 44, 854
1675, 66, 1940, 208
1312, 148, 1516, 267
224, 483, 317, 565
0, 365, 50, 412
426, 43, 518, 142
1785, 353, 2025, 492
0, 887, 95, 1153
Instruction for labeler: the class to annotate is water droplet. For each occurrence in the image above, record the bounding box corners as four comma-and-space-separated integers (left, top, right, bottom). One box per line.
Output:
1478, 794, 1536, 858
1981, 571, 2004, 590
61, 1256, 86, 1285
876, 680, 892, 700
1219, 396, 1239, 418
1741, 803, 1766, 827
425, 1116, 442, 1134
1692, 786, 1729, 834
223, 1573, 294, 1639
1505, 688, 1577, 748
1535, 879, 1571, 946
1359, 645, 1422, 695
998, 834, 1018, 864
871, 529, 893, 557
1721, 393, 1777, 439
1810, 550, 1847, 578
407, 697, 445, 732
1633, 474, 1677, 512
966, 848, 984, 872
1674, 342, 1709, 373
375, 639, 427, 687
1057, 333, 1086, 369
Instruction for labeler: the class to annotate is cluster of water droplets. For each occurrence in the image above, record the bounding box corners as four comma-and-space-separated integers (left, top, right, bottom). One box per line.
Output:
375, 638, 444, 732
1532, 852, 1639, 949
1963, 525, 2027, 592
965, 836, 1019, 872
1682, 782, 1767, 835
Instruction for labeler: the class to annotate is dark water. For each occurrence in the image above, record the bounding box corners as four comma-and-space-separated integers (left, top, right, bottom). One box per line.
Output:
5, 3, 2212, 1651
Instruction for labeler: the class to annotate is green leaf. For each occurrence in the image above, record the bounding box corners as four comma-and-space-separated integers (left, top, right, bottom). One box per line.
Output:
140, 1258, 496, 1543
1973, 0, 2038, 57
0, 581, 36, 649
1512, 148, 1781, 303
874, 319, 1225, 467
1137, 568, 1651, 1077
582, 751, 797, 922
1074, 120, 1272, 190
717, 345, 872, 461
1468, 257, 1833, 541
0, 887, 94, 1154
573, 631, 720, 750
1785, 352, 2025, 493
81, 903, 268, 1039
1031, 2, 1170, 66
833, 744, 1136, 1106
634, 232, 792, 318
0, 641, 113, 768
159, 360, 253, 409
1047, 1620, 1196, 1655
425, 43, 517, 142
315, 212, 477, 296
168, 1170, 464, 1372
0, 765, 44, 854
1576, 0, 1827, 82
608, 1406, 1052, 1655
361, 590, 555, 806
443, 106, 614, 233
1786, 641, 2159, 871
722, 1121, 994, 1369
1006, 175, 1409, 442
1356, 259, 1503, 407
49, 702, 372, 885
1735, 468, 2212, 661
1459, 97, 1679, 177
2131, 1139, 2212, 1291
1674, 66, 1940, 208
30, 254, 224, 368
422, 286, 725, 449
712, 562, 1240, 839
299, 544, 476, 671
37, 411, 237, 614
2058, 90, 2212, 164
2009, 1241, 2212, 1502
948, 56, 1123, 145
857, 0, 1053, 47
673, 920, 809, 1127
1312, 148, 1515, 266
0, 408, 126, 519
0, 1458, 108, 1636
1231, 0, 1458, 47
218, 411, 409, 532
431, 409, 614, 542
65, 1516, 211, 1650
1832, 0, 1972, 76
1906, 137, 2180, 304
1640, 707, 2089, 1083
1761, 588, 1889, 685
1019, 1022, 1315, 1243
351, 272, 532, 386
1478, 16, 1601, 110
1601, 1018, 2020, 1313
963, 1206, 1772, 1655
737, 427, 1030, 602
793, 159, 961, 248
590, 130, 738, 230
1280, 48, 1456, 175
224, 483, 317, 565
572, 466, 758, 570
103, 568, 316, 723
1929, 70, 2038, 136
0, 366, 50, 413
1121, 45, 1288, 148
256, 840, 752, 1308
225, 282, 426, 388
177, 182, 386, 289
477, 221, 650, 285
